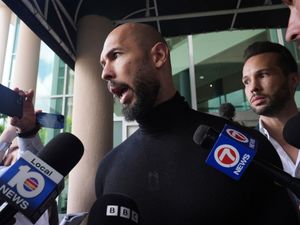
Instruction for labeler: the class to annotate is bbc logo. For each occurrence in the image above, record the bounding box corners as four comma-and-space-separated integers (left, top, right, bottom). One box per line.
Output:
106, 205, 139, 223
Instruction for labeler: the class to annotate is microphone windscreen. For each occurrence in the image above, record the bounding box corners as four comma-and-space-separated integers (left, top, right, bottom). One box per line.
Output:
193, 125, 219, 149
283, 113, 300, 149
193, 125, 210, 145
36, 132, 84, 176
87, 194, 139, 225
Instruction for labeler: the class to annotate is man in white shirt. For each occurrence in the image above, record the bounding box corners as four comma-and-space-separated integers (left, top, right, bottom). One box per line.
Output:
242, 41, 300, 208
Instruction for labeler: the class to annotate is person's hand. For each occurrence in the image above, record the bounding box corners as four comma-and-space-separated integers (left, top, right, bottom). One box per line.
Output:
10, 88, 37, 133
3, 145, 19, 166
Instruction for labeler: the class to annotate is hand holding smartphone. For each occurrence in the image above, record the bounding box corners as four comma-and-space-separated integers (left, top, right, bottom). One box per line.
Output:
0, 84, 65, 129
0, 84, 23, 118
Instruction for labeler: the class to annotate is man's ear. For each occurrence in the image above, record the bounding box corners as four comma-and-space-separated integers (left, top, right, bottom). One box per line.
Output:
150, 42, 169, 68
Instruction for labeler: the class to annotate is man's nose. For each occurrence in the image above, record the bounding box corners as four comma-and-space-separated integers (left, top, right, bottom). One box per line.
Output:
249, 79, 260, 94
101, 64, 115, 81
285, 10, 300, 42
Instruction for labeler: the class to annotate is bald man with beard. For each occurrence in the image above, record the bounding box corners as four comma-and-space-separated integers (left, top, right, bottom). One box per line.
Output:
94, 23, 299, 225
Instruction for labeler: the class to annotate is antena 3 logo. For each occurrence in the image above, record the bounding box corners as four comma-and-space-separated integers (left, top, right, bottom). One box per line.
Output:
0, 151, 63, 212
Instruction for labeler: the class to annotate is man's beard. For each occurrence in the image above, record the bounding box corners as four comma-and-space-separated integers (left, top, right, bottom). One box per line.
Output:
122, 75, 160, 121
250, 80, 292, 116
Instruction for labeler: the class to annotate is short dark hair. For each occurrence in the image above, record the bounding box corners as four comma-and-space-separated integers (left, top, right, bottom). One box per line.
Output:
243, 41, 298, 76
219, 102, 235, 120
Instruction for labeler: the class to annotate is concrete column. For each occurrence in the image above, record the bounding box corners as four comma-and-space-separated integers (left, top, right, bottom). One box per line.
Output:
0, 3, 11, 82
67, 15, 113, 223
12, 21, 41, 93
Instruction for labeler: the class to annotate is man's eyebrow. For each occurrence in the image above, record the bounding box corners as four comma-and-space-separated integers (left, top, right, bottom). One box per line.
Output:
256, 68, 278, 73
100, 47, 122, 65
242, 75, 248, 81
103, 47, 121, 58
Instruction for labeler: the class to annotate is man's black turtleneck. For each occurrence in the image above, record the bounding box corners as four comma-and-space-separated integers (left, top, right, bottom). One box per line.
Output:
95, 92, 299, 225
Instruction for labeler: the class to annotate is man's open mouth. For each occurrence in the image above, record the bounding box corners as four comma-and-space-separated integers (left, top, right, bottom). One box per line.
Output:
108, 83, 132, 104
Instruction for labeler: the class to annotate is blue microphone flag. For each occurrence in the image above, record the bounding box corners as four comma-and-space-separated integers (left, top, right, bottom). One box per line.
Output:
0, 150, 64, 222
206, 124, 257, 180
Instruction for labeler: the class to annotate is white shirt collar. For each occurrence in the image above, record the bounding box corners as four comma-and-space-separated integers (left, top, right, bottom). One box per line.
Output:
258, 119, 300, 177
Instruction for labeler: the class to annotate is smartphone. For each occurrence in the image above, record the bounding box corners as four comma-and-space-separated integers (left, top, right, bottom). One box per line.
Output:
36, 112, 65, 129
0, 84, 23, 118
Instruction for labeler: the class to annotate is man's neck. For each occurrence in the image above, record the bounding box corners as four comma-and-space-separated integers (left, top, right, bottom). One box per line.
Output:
260, 105, 299, 164
260, 101, 298, 127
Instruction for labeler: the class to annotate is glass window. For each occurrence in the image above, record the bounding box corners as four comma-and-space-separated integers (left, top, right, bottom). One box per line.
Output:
168, 36, 192, 105
52, 58, 65, 95
35, 97, 62, 113
207, 97, 221, 113
225, 90, 246, 111
36, 43, 56, 97
64, 97, 73, 133
191, 29, 268, 112
66, 68, 74, 95
113, 121, 122, 147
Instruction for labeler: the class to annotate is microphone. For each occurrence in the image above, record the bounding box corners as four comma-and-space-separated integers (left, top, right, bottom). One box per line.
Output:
87, 193, 139, 225
193, 124, 300, 198
0, 132, 84, 224
283, 113, 300, 148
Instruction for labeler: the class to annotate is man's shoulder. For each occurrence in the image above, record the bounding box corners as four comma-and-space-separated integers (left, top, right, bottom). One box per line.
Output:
188, 109, 232, 132
101, 130, 141, 163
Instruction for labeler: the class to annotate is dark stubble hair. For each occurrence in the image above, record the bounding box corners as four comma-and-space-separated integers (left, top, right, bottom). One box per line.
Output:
250, 78, 292, 116
122, 61, 160, 121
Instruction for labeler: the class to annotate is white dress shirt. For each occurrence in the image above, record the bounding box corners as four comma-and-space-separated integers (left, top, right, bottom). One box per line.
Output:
258, 120, 300, 177
258, 120, 300, 208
